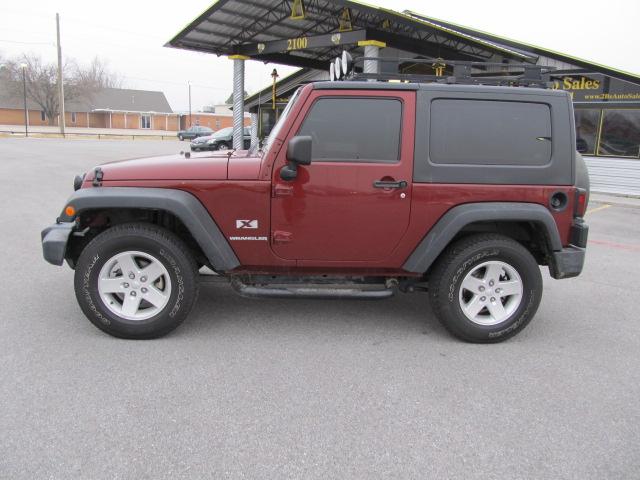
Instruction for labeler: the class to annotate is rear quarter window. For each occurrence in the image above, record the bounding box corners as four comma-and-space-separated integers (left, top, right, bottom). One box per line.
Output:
429, 99, 552, 166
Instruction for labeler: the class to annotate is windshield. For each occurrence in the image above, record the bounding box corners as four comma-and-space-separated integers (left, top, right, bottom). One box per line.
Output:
213, 127, 233, 138
263, 87, 302, 155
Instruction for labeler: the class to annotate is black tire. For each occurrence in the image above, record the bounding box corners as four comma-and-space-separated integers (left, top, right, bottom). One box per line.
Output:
216, 142, 229, 151
429, 234, 542, 343
178, 135, 184, 141
74, 223, 199, 339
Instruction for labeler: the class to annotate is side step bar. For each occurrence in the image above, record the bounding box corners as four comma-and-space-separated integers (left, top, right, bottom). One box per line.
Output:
230, 277, 398, 300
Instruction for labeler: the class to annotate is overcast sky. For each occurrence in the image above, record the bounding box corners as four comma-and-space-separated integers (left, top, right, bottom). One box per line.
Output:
1, 0, 638, 111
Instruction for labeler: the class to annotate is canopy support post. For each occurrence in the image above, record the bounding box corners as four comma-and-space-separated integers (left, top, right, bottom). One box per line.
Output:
250, 112, 259, 149
359, 40, 386, 80
229, 55, 249, 150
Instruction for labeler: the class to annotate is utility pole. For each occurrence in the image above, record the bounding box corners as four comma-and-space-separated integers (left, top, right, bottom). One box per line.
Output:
21, 64, 28, 137
188, 81, 192, 127
56, 13, 65, 136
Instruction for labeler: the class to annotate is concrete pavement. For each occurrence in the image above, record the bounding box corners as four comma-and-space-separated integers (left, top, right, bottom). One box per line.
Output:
1, 137, 639, 479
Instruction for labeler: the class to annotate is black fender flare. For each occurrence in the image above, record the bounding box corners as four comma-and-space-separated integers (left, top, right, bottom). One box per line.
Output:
402, 202, 563, 273
59, 187, 240, 271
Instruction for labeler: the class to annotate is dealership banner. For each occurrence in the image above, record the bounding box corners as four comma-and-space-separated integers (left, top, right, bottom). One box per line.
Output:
549, 73, 640, 102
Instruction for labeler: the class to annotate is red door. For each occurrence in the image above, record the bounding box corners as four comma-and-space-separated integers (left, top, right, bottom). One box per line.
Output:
270, 90, 416, 263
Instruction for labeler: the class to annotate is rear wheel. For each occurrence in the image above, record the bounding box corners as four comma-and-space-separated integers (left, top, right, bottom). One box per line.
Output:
74, 223, 199, 339
178, 134, 184, 141
429, 234, 542, 343
216, 142, 229, 150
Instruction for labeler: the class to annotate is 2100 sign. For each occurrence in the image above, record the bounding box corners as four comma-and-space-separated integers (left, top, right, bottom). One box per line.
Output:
287, 37, 308, 51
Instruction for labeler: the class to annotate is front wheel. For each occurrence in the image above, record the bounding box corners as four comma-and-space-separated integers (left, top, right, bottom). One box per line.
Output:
215, 142, 229, 151
429, 234, 542, 343
74, 223, 199, 339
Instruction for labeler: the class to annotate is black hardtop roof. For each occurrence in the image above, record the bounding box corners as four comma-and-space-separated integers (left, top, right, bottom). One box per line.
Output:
311, 81, 570, 97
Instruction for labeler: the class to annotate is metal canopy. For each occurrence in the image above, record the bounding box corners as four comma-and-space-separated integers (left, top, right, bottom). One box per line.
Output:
165, 0, 539, 69
405, 11, 640, 85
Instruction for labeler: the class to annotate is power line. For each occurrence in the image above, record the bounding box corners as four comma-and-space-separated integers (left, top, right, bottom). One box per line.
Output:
0, 7, 171, 41
122, 75, 230, 91
0, 39, 55, 47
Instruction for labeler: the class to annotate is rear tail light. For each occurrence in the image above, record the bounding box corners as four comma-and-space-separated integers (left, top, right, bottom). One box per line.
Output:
574, 188, 588, 217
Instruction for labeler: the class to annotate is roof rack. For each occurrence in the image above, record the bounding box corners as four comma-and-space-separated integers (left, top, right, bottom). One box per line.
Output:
346, 56, 556, 89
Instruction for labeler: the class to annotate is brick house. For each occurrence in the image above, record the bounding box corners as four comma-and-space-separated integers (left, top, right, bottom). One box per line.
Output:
0, 86, 249, 132
0, 86, 181, 131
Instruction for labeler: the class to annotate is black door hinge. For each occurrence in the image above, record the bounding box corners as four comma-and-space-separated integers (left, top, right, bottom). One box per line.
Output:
92, 167, 103, 187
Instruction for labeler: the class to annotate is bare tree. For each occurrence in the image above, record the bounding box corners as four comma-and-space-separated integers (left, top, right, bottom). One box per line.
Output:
74, 56, 123, 90
3, 54, 122, 126
0, 51, 10, 82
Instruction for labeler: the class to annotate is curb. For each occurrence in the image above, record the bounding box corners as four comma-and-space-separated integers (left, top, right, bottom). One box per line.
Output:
0, 132, 180, 141
590, 193, 640, 209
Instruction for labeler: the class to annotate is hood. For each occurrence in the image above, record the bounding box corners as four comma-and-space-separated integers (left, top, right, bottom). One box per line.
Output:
85, 150, 262, 182
192, 135, 214, 143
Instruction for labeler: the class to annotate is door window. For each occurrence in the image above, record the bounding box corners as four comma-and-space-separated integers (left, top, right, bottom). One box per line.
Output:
297, 97, 402, 163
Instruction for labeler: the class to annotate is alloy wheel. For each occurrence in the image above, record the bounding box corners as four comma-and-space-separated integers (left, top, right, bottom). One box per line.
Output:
458, 261, 523, 325
97, 251, 172, 321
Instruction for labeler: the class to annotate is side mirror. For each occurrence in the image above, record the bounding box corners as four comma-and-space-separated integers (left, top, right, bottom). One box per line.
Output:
280, 136, 312, 181
287, 135, 312, 165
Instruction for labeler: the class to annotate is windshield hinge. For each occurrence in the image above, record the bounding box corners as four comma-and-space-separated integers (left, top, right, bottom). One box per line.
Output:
92, 167, 103, 187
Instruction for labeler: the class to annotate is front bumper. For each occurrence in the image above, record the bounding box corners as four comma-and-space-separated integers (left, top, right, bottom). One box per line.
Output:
41, 222, 74, 266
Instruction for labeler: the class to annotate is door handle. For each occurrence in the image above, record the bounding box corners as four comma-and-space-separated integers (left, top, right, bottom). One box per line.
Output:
273, 184, 294, 197
273, 230, 293, 244
373, 180, 408, 189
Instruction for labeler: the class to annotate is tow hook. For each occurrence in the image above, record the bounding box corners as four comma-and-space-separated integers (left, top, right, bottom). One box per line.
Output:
385, 278, 399, 290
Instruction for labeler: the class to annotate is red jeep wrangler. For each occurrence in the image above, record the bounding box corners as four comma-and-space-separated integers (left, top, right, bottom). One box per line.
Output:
41, 74, 589, 343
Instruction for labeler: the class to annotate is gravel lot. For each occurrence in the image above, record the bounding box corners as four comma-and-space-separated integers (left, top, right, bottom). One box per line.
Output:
1, 138, 639, 479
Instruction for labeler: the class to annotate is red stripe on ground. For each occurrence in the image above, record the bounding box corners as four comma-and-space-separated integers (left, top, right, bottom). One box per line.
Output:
589, 239, 640, 252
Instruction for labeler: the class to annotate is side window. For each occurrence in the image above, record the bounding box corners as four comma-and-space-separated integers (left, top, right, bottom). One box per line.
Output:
429, 99, 552, 166
298, 97, 402, 163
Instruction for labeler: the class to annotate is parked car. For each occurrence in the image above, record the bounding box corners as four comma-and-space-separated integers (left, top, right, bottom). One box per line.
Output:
177, 125, 213, 141
189, 134, 215, 151
193, 126, 251, 151
42, 75, 590, 343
